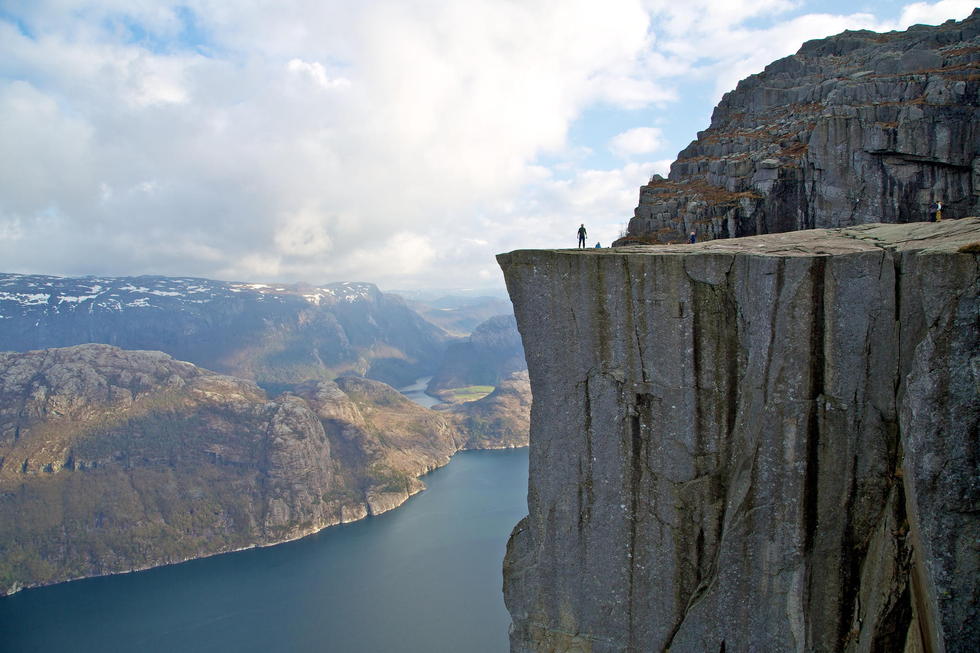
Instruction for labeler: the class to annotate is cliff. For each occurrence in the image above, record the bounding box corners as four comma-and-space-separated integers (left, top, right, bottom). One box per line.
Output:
499, 218, 979, 651
0, 344, 525, 595
620, 11, 980, 245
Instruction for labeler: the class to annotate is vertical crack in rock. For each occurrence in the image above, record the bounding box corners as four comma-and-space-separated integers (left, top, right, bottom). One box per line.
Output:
627, 392, 650, 652
692, 278, 704, 469
623, 257, 650, 384
870, 475, 916, 653
762, 262, 786, 406
803, 256, 825, 561
579, 375, 594, 535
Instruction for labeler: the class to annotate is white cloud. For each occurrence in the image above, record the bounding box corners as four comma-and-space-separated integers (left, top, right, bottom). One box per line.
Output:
340, 232, 438, 280
610, 127, 666, 158
286, 59, 351, 89
648, 159, 673, 178
0, 0, 974, 288
274, 208, 335, 257
1, 0, 673, 287
483, 160, 654, 256
896, 0, 977, 28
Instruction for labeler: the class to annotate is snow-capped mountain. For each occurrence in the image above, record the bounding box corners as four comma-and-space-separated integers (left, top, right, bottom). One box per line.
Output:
0, 273, 449, 387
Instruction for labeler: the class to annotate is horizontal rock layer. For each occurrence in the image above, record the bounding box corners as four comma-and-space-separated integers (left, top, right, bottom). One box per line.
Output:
499, 218, 979, 651
622, 11, 980, 245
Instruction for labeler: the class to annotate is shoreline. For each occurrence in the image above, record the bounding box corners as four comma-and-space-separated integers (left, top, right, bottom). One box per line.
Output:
1, 444, 528, 598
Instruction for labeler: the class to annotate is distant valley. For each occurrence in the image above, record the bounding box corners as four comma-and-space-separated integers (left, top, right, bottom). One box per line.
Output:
0, 274, 449, 389
427, 314, 526, 399
0, 273, 530, 595
404, 293, 514, 337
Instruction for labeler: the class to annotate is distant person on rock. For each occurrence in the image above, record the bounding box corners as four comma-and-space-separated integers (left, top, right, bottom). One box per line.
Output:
595, 242, 601, 248
577, 224, 587, 249
929, 200, 943, 222
689, 231, 697, 244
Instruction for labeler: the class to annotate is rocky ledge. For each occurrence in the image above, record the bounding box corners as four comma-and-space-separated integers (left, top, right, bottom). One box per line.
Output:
499, 218, 978, 652
621, 11, 979, 245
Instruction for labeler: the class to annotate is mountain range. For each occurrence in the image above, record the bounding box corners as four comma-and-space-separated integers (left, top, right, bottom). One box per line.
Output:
0, 273, 448, 390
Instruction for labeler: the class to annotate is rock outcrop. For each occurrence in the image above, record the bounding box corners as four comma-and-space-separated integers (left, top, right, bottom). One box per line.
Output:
499, 218, 979, 651
0, 344, 526, 595
0, 275, 449, 388
620, 12, 980, 246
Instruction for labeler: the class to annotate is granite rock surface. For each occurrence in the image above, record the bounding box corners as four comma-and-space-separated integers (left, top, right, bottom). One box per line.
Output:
500, 218, 979, 652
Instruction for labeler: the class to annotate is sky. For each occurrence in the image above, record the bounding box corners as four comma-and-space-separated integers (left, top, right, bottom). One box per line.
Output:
0, 0, 975, 290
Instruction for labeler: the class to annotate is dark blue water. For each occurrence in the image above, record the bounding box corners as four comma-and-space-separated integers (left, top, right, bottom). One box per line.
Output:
0, 448, 528, 653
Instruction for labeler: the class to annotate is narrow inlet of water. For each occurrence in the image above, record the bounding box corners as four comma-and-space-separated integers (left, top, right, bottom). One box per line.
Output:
398, 375, 441, 408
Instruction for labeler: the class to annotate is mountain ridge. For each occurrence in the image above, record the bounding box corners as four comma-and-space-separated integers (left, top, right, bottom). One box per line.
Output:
0, 273, 449, 388
619, 10, 979, 245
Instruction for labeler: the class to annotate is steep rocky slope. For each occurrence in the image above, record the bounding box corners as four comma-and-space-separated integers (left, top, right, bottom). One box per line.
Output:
290, 375, 462, 517
621, 11, 979, 245
499, 218, 978, 651
0, 274, 448, 388
447, 371, 532, 450
427, 314, 527, 394
0, 344, 525, 595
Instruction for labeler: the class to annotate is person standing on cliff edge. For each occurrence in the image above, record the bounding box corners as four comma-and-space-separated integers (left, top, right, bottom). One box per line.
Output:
577, 224, 587, 249
689, 231, 697, 244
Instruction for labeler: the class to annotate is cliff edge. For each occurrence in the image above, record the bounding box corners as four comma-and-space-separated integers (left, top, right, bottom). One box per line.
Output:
499, 218, 978, 651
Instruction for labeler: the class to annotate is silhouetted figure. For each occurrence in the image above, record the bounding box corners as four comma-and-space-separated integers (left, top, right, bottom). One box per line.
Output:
577, 224, 587, 249
594, 242, 601, 248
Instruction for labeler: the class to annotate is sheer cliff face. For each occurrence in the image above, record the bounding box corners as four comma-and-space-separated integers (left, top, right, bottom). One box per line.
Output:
623, 12, 979, 245
499, 219, 978, 652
